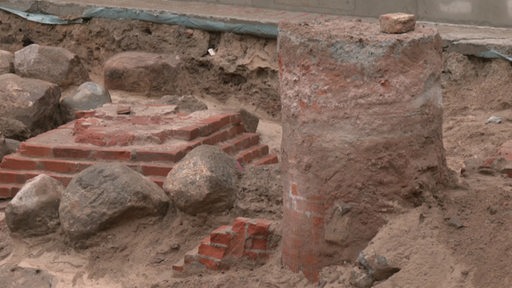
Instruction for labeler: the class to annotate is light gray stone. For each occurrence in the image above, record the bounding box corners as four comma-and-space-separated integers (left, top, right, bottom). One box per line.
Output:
163, 145, 240, 215
5, 175, 63, 237
61, 82, 111, 120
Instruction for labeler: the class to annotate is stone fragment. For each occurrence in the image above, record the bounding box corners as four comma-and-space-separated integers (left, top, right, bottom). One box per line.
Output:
357, 252, 400, 281
61, 82, 111, 120
0, 117, 31, 140
159, 94, 208, 113
59, 163, 169, 239
14, 44, 90, 86
5, 175, 63, 237
379, 13, 416, 34
0, 50, 14, 74
239, 108, 259, 133
163, 145, 240, 215
104, 52, 180, 97
0, 74, 63, 138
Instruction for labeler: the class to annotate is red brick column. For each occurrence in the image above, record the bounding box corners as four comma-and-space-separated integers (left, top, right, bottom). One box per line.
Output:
278, 19, 449, 281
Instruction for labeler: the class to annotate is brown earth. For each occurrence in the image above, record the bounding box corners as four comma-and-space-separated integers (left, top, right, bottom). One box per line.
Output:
1, 10, 512, 287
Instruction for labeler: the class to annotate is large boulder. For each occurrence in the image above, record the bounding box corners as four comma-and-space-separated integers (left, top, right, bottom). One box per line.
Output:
104, 51, 180, 97
61, 81, 111, 120
163, 145, 240, 215
14, 44, 90, 86
59, 163, 169, 239
5, 175, 63, 237
0, 74, 63, 138
0, 50, 14, 74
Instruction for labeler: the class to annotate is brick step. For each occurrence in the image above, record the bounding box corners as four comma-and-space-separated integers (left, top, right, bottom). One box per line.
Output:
1, 154, 175, 178
236, 144, 270, 165
252, 154, 279, 166
17, 124, 246, 163
0, 183, 23, 199
221, 133, 260, 156
0, 169, 74, 187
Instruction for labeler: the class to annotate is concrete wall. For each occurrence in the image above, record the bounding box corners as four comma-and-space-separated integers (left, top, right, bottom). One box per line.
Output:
179, 0, 512, 27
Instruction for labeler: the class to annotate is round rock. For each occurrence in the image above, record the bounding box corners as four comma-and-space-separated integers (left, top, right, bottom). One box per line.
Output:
163, 145, 240, 215
5, 175, 63, 237
59, 163, 170, 240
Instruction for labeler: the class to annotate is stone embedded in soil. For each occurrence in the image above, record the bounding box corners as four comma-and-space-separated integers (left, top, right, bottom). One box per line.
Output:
59, 163, 170, 240
104, 51, 180, 97
379, 13, 416, 34
239, 108, 259, 133
61, 81, 112, 120
163, 145, 240, 215
14, 44, 90, 86
5, 175, 63, 237
0, 50, 14, 74
0, 74, 63, 139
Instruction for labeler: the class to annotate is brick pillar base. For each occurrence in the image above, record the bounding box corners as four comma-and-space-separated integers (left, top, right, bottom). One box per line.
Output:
278, 19, 449, 281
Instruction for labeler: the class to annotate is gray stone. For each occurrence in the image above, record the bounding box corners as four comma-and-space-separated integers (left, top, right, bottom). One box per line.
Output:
349, 266, 374, 288
159, 94, 207, 113
5, 175, 63, 237
0, 50, 14, 74
358, 252, 400, 282
14, 44, 90, 86
61, 82, 111, 120
0, 117, 31, 140
104, 51, 180, 97
239, 108, 259, 133
59, 163, 169, 239
0, 74, 63, 138
163, 145, 240, 215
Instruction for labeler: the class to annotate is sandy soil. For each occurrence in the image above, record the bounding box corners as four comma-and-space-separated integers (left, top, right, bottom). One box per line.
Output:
2, 11, 512, 287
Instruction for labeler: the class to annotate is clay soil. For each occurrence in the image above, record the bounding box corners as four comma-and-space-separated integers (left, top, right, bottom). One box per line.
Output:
2, 12, 512, 287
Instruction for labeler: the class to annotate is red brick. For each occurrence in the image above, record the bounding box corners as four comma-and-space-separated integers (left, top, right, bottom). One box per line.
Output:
141, 163, 173, 177
197, 256, 222, 270
0, 186, 13, 198
0, 170, 24, 183
172, 259, 185, 272
247, 219, 272, 237
0, 155, 39, 170
53, 146, 92, 159
253, 154, 279, 166
19, 143, 53, 157
184, 248, 199, 264
173, 125, 201, 140
93, 149, 131, 161
237, 145, 269, 164
232, 217, 249, 235
201, 129, 229, 146
198, 241, 226, 260
40, 159, 82, 174
134, 149, 182, 162
210, 225, 234, 246
247, 237, 268, 251
199, 114, 234, 136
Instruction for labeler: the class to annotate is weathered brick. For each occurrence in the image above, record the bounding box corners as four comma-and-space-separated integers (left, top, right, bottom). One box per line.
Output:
19, 143, 53, 157
246, 219, 272, 237
40, 159, 82, 174
140, 163, 173, 177
197, 256, 222, 270
379, 13, 416, 34
198, 239, 227, 260
253, 154, 279, 166
173, 125, 201, 140
0, 155, 39, 170
210, 225, 234, 246
53, 146, 92, 159
93, 149, 131, 161
237, 144, 269, 164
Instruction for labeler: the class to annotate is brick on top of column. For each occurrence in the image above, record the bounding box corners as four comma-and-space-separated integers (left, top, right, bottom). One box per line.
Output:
210, 225, 234, 246
246, 218, 272, 237
379, 13, 416, 34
